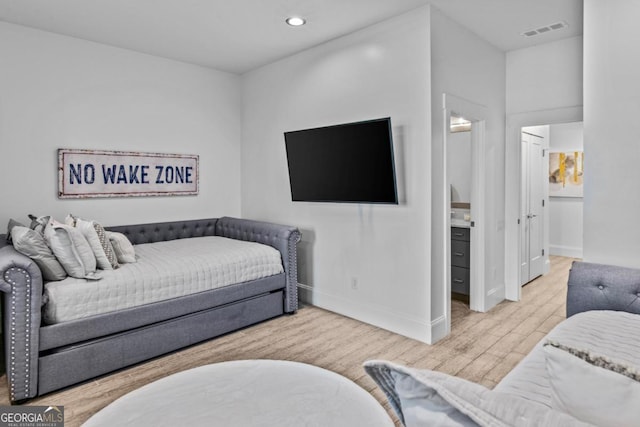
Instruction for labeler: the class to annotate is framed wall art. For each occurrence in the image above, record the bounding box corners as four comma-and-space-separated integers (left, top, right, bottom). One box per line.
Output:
549, 151, 583, 198
58, 149, 199, 199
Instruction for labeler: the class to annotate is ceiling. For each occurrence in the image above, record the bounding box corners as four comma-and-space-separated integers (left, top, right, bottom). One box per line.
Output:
0, 0, 583, 74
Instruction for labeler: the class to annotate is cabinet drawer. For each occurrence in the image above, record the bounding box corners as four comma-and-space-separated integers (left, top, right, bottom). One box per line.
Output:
451, 239, 470, 268
451, 266, 470, 295
451, 227, 470, 241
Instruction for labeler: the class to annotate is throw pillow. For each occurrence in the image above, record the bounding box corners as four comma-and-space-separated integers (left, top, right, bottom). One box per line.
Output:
93, 222, 119, 269
106, 231, 136, 263
44, 219, 97, 278
11, 226, 67, 281
64, 214, 77, 227
364, 360, 591, 427
28, 214, 50, 234
74, 218, 114, 270
6, 218, 25, 243
544, 341, 640, 427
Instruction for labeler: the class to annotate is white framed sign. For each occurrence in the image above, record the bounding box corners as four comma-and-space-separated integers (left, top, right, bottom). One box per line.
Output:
58, 149, 199, 199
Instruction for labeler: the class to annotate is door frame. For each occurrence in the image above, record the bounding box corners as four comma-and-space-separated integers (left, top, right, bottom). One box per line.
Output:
505, 106, 583, 300
441, 93, 488, 338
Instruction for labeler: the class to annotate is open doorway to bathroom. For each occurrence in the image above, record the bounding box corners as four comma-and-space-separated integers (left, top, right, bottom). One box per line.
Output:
449, 115, 472, 305
438, 93, 498, 343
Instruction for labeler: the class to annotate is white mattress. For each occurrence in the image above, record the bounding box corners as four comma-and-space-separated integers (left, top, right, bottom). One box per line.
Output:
495, 310, 640, 407
43, 236, 284, 324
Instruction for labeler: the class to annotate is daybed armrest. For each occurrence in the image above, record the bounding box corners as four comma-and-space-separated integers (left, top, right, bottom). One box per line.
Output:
215, 217, 301, 313
0, 245, 42, 401
567, 261, 640, 317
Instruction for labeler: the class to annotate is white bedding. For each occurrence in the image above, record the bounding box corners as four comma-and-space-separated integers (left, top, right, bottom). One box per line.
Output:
495, 310, 640, 407
43, 236, 284, 324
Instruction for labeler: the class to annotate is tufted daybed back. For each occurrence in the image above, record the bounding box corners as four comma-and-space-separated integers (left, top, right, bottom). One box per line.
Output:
107, 219, 218, 245
566, 261, 640, 317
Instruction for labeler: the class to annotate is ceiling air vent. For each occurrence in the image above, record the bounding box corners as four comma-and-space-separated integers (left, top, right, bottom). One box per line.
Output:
521, 21, 568, 38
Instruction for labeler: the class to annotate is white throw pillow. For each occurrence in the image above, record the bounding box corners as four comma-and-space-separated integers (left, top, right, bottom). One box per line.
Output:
106, 231, 136, 263
44, 219, 97, 278
544, 341, 640, 427
74, 218, 113, 270
11, 226, 67, 281
364, 360, 591, 427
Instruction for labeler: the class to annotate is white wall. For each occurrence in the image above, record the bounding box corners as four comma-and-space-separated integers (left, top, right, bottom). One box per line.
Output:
548, 122, 583, 258
506, 37, 583, 115
241, 8, 432, 342
504, 36, 583, 295
0, 22, 242, 228
583, 0, 640, 267
430, 7, 506, 331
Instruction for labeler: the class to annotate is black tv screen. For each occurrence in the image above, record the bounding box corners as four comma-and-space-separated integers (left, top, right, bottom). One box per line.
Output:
284, 117, 398, 204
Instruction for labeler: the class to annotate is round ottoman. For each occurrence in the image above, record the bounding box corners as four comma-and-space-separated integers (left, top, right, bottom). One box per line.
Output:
83, 360, 393, 426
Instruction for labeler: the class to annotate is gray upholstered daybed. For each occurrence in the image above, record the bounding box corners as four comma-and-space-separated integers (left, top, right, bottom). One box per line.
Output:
0, 216, 300, 402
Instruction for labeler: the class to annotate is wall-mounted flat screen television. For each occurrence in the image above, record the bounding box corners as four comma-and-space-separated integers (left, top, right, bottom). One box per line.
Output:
284, 117, 398, 204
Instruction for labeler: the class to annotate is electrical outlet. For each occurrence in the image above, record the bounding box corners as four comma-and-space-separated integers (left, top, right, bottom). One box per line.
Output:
350, 277, 358, 290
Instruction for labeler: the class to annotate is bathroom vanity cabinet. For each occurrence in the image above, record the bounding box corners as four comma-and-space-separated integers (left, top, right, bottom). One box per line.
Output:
451, 226, 470, 297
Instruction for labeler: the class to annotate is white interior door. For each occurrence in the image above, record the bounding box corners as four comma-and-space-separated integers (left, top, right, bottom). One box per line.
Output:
520, 132, 544, 285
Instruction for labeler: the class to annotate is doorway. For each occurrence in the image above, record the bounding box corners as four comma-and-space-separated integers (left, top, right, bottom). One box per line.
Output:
440, 93, 492, 340
505, 106, 583, 301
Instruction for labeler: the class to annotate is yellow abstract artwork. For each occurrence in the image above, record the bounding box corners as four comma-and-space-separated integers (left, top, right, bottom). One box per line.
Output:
549, 151, 584, 197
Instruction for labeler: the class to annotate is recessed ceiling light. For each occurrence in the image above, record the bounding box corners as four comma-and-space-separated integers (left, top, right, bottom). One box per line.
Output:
286, 17, 306, 27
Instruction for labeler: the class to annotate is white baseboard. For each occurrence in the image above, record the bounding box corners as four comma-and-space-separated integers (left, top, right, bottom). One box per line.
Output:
549, 244, 583, 259
297, 283, 432, 344
485, 283, 505, 311
430, 315, 448, 344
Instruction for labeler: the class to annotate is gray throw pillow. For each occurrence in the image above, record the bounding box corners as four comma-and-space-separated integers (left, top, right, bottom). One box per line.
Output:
6, 218, 25, 243
11, 226, 67, 281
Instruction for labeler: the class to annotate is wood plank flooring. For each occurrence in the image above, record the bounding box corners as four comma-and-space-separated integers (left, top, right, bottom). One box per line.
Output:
0, 256, 576, 426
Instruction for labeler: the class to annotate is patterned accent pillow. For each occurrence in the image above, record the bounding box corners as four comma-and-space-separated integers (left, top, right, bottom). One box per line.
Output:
544, 340, 640, 427
546, 340, 640, 382
93, 222, 119, 269
28, 214, 51, 234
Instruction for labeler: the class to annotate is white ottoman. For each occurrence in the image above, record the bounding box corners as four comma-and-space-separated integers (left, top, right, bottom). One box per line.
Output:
83, 360, 394, 426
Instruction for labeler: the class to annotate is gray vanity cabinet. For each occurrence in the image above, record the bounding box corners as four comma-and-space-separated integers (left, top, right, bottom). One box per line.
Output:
451, 227, 470, 296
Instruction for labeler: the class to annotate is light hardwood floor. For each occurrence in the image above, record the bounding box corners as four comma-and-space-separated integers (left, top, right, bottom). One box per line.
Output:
0, 256, 576, 426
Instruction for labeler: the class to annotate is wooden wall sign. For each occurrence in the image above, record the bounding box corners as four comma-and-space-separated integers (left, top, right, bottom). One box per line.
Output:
58, 149, 199, 199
